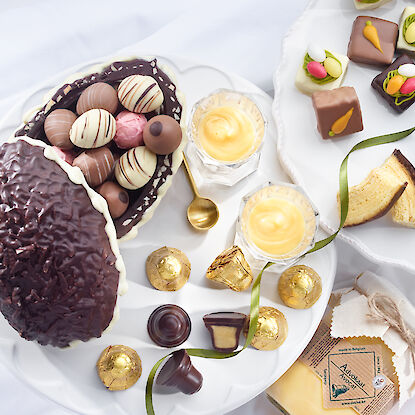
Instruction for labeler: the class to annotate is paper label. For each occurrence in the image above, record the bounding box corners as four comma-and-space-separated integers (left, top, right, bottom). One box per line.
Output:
300, 319, 395, 415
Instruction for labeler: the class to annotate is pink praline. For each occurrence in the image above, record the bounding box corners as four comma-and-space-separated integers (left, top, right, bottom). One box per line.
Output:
114, 111, 147, 149
53, 146, 76, 165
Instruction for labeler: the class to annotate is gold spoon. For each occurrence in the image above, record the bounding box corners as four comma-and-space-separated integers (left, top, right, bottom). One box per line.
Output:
182, 153, 219, 230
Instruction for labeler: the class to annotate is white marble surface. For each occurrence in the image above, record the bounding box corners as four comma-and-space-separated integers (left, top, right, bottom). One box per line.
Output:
0, 0, 414, 414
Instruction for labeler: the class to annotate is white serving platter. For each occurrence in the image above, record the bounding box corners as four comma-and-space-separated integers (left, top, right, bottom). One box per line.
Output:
274, 0, 415, 273
0, 54, 336, 415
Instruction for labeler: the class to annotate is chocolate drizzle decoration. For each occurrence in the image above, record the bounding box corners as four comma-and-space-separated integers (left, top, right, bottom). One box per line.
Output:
15, 58, 183, 239
0, 140, 120, 347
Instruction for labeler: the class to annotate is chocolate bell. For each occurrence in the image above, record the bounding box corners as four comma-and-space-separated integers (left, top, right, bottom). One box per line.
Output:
156, 349, 203, 395
147, 304, 191, 348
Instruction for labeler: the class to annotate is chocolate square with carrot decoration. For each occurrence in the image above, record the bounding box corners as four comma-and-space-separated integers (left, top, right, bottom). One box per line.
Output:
371, 54, 415, 113
348, 16, 398, 66
312, 87, 363, 140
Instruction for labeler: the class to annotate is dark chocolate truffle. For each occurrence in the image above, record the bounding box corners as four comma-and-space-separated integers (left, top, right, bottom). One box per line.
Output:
97, 182, 129, 219
156, 349, 203, 395
143, 115, 182, 155
0, 140, 122, 347
44, 109, 77, 149
147, 304, 191, 347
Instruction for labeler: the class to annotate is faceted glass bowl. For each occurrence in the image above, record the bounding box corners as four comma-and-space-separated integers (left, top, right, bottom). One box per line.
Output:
187, 89, 266, 186
235, 182, 319, 271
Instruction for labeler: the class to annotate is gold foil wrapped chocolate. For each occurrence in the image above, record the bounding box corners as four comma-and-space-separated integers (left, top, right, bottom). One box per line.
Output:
245, 306, 288, 351
206, 246, 253, 291
96, 345, 142, 391
146, 247, 191, 291
278, 265, 322, 309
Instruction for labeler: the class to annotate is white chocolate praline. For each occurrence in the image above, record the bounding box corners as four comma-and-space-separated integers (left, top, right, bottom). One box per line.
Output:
7, 136, 127, 348
295, 51, 349, 96
118, 75, 164, 113
115, 146, 157, 190
397, 7, 415, 55
69, 108, 116, 148
353, 0, 392, 10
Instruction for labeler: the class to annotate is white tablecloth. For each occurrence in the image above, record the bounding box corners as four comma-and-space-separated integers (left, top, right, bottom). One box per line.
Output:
0, 0, 414, 414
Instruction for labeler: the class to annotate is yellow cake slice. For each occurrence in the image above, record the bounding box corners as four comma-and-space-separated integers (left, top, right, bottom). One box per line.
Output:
384, 150, 415, 227
339, 165, 407, 227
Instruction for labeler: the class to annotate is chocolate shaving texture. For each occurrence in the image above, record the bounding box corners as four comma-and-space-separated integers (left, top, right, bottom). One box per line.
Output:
15, 58, 183, 239
0, 140, 120, 347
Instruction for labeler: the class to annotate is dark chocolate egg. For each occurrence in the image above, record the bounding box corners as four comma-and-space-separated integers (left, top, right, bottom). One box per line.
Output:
73, 147, 115, 187
143, 115, 182, 155
76, 82, 119, 115
96, 181, 129, 219
44, 109, 77, 149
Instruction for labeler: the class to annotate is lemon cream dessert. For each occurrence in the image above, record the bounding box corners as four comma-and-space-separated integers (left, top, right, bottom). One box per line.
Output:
190, 90, 265, 164
240, 184, 318, 261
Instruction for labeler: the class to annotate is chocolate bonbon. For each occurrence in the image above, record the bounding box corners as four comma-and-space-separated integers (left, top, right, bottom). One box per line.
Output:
397, 7, 415, 55
347, 16, 398, 66
114, 111, 147, 149
312, 86, 363, 139
206, 246, 253, 292
203, 312, 247, 352
0, 139, 124, 347
143, 115, 182, 155
97, 181, 129, 219
115, 146, 157, 190
278, 265, 322, 309
118, 75, 164, 113
72, 147, 115, 187
147, 304, 191, 347
295, 45, 349, 95
52, 146, 75, 165
44, 109, 77, 149
244, 306, 288, 351
96, 345, 142, 391
146, 247, 191, 291
76, 82, 118, 115
70, 108, 116, 148
14, 58, 184, 240
156, 349, 203, 395
371, 55, 415, 113
354, 0, 392, 10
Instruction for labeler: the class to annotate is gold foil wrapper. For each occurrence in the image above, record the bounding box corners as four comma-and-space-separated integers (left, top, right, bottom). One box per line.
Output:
245, 306, 288, 351
146, 247, 191, 291
278, 265, 322, 309
206, 246, 253, 291
96, 345, 142, 391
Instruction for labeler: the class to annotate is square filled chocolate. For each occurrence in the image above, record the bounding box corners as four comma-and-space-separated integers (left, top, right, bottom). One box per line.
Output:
397, 7, 415, 56
354, 0, 392, 11
371, 55, 415, 113
312, 87, 363, 140
348, 16, 398, 66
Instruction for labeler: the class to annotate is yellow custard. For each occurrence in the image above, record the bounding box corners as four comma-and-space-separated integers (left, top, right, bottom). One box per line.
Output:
246, 197, 305, 256
198, 105, 256, 162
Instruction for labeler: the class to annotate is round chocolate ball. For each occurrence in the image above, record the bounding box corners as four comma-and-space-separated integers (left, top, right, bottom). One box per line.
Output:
143, 115, 182, 155
76, 82, 119, 115
147, 304, 191, 348
96, 181, 129, 219
44, 109, 77, 149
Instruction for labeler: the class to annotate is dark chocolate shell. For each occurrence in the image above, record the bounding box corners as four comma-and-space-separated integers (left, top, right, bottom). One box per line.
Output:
0, 138, 126, 347
15, 58, 185, 241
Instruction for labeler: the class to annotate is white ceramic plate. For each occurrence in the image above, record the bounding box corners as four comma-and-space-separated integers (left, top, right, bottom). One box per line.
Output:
274, 0, 415, 273
0, 55, 336, 415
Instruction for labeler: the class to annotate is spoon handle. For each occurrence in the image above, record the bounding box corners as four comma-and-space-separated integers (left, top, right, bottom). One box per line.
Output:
182, 153, 200, 198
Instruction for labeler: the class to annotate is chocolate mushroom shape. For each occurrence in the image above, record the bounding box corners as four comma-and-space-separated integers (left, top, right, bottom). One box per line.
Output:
156, 349, 203, 395
0, 138, 126, 347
